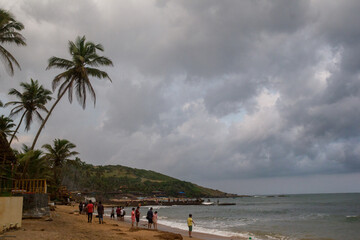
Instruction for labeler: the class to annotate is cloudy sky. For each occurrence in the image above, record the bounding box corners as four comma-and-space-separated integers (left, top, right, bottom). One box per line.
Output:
1, 0, 360, 195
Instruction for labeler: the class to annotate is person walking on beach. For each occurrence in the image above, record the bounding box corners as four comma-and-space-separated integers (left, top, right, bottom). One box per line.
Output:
131, 208, 136, 227
187, 214, 195, 238
87, 200, 94, 223
147, 207, 153, 229
110, 207, 115, 219
153, 211, 158, 230
135, 206, 140, 227
79, 201, 83, 214
120, 207, 125, 221
97, 201, 104, 224
84, 202, 88, 215
116, 206, 121, 220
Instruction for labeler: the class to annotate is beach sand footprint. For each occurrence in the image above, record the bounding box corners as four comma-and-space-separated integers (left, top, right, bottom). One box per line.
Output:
155, 233, 183, 240
111, 228, 122, 232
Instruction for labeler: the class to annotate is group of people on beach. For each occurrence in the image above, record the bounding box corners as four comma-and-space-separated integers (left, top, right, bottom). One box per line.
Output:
78, 200, 105, 224
129, 206, 158, 229
77, 200, 195, 237
145, 207, 158, 229
111, 206, 126, 220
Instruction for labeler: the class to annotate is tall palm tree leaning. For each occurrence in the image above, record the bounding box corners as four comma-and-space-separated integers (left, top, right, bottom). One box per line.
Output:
0, 9, 26, 76
5, 79, 52, 145
31, 36, 113, 150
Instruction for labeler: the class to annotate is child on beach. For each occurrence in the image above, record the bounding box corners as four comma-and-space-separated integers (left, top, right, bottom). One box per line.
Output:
153, 211, 158, 230
131, 208, 136, 227
187, 214, 195, 238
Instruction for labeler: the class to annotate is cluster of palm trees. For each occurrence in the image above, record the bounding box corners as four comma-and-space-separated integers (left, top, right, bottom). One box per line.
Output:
0, 8, 113, 198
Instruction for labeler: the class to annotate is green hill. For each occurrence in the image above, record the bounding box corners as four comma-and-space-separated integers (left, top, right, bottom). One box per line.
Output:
61, 161, 233, 198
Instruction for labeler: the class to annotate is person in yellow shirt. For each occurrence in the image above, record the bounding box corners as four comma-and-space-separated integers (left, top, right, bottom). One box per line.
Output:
187, 214, 195, 238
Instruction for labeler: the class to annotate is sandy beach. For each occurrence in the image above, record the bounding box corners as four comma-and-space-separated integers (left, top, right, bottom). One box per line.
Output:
1, 205, 239, 240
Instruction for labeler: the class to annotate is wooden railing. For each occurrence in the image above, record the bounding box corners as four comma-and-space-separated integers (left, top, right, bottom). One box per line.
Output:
13, 179, 47, 194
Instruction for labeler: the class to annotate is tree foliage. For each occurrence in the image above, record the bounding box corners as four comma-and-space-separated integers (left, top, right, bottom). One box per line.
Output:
31, 35, 113, 149
0, 114, 15, 140
0, 9, 26, 76
42, 139, 78, 196
15, 145, 51, 179
5, 79, 52, 144
60, 161, 227, 198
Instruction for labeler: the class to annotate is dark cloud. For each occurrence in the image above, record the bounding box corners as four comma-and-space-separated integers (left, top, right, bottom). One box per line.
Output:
1, 0, 360, 194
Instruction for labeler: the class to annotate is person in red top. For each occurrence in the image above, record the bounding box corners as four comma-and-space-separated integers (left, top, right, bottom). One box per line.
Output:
87, 200, 94, 223
116, 206, 121, 221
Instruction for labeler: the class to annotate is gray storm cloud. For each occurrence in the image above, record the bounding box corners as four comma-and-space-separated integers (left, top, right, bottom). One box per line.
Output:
0, 0, 359, 194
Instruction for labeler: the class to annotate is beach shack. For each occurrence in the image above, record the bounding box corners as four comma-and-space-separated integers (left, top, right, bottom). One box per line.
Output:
0, 134, 50, 234
0, 134, 23, 233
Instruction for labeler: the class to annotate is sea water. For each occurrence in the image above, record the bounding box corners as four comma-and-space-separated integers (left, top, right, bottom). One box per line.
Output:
115, 193, 360, 240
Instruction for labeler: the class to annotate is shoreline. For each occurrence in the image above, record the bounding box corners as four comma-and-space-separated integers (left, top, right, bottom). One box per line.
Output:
0, 205, 247, 240
103, 210, 245, 240
103, 207, 247, 240
156, 222, 243, 240
122, 215, 241, 240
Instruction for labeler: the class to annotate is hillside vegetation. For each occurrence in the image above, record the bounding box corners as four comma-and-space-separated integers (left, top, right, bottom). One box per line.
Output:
61, 160, 232, 198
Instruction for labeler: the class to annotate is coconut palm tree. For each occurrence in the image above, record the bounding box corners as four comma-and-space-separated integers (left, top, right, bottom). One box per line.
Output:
42, 139, 78, 197
0, 114, 16, 140
15, 145, 51, 179
0, 9, 26, 76
5, 79, 52, 144
31, 35, 113, 150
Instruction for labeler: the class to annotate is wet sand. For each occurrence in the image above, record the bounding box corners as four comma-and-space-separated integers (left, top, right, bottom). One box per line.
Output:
1, 205, 244, 240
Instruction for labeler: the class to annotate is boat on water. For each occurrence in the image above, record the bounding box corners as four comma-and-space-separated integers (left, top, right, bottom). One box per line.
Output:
201, 201, 215, 205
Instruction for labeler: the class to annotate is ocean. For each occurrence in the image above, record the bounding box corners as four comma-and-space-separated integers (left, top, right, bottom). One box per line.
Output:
107, 193, 360, 240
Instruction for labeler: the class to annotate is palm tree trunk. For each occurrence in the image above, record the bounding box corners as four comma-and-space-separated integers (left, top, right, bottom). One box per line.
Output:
31, 83, 72, 150
9, 111, 26, 145
21, 151, 32, 179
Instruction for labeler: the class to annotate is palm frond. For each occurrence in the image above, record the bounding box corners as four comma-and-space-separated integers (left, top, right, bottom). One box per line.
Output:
24, 110, 33, 131
0, 45, 20, 75
86, 67, 112, 82
87, 56, 113, 67
0, 9, 26, 76
47, 57, 74, 70
8, 88, 22, 97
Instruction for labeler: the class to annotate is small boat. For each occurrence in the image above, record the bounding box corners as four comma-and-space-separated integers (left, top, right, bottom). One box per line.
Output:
201, 201, 215, 205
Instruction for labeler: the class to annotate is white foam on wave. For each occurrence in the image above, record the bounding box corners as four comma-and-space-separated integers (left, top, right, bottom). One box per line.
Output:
148, 205, 171, 210
264, 234, 293, 240
158, 219, 261, 239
